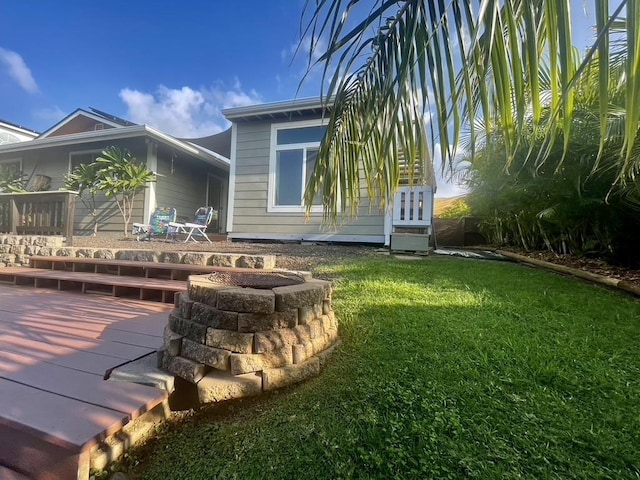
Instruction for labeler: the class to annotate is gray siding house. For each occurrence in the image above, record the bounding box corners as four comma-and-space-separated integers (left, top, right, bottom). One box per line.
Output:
0, 108, 230, 235
223, 98, 435, 247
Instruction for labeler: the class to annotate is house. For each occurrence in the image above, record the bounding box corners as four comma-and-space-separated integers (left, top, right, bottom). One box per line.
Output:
0, 119, 39, 144
222, 98, 436, 248
0, 108, 230, 235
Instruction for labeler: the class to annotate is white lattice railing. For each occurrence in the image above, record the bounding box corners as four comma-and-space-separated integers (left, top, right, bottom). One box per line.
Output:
392, 186, 433, 227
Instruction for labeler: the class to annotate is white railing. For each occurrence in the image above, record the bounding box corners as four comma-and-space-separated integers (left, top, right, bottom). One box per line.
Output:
392, 186, 433, 227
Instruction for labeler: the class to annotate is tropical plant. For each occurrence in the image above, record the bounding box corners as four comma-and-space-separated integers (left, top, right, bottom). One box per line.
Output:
64, 162, 102, 236
0, 164, 26, 192
301, 0, 639, 221
95, 146, 156, 236
462, 49, 640, 265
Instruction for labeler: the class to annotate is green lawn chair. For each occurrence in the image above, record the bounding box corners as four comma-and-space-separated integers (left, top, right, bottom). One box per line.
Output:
132, 207, 177, 241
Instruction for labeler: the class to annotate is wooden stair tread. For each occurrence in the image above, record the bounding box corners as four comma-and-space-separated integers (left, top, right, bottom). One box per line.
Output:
0, 267, 187, 289
0, 378, 129, 450
30, 256, 224, 273
0, 359, 167, 419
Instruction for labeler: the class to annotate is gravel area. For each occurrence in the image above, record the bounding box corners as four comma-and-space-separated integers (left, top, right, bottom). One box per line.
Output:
72, 236, 380, 272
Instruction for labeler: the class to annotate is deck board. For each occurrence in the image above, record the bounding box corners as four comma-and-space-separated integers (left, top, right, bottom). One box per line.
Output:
0, 284, 172, 478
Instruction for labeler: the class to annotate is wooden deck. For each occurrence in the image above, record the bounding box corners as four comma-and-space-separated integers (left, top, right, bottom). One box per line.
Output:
0, 284, 172, 480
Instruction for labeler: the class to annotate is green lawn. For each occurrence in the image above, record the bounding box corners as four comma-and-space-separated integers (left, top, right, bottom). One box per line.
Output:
108, 256, 640, 479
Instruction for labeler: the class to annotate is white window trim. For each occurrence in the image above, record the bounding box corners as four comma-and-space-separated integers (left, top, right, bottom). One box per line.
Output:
0, 157, 22, 170
68, 148, 102, 173
268, 118, 328, 214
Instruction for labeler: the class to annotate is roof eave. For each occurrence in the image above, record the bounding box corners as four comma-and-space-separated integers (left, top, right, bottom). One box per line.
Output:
0, 125, 230, 171
222, 97, 333, 122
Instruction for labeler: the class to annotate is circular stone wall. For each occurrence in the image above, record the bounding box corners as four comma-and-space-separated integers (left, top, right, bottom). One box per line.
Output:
158, 268, 339, 403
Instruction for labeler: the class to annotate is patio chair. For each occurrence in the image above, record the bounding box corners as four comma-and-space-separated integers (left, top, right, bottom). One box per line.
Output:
169, 206, 214, 243
132, 207, 177, 241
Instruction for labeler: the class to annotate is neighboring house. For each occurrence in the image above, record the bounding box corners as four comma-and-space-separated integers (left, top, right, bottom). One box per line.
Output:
222, 98, 436, 247
0, 108, 230, 235
0, 119, 39, 144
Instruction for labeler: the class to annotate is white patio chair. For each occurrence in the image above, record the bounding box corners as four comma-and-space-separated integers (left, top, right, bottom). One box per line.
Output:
169, 206, 214, 243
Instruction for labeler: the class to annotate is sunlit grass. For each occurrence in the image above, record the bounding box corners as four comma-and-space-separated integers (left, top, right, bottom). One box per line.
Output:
105, 256, 640, 480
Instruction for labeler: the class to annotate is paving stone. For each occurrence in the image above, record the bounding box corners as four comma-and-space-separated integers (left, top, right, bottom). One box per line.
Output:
237, 309, 297, 332
0, 245, 13, 253
293, 324, 312, 343
56, 247, 74, 256
320, 314, 332, 332
323, 299, 332, 315
24, 245, 41, 255
206, 328, 254, 353
297, 305, 318, 325
313, 303, 323, 317
178, 293, 194, 318
10, 245, 25, 255
230, 346, 293, 375
308, 318, 324, 339
311, 334, 329, 354
273, 283, 326, 311
94, 249, 117, 259
36, 246, 55, 256
188, 276, 232, 306
168, 311, 207, 344
236, 255, 275, 269
292, 344, 307, 364
254, 329, 299, 353
116, 249, 158, 262
181, 338, 231, 370
209, 254, 239, 267
217, 288, 275, 314
182, 252, 210, 265
163, 325, 183, 357
327, 311, 338, 330
197, 370, 263, 403
162, 355, 209, 384
262, 357, 320, 391
191, 302, 238, 330
160, 251, 183, 264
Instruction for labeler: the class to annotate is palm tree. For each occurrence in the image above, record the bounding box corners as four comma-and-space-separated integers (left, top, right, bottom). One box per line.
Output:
302, 0, 638, 221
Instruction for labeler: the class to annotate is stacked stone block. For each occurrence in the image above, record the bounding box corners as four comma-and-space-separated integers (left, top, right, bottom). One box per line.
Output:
159, 272, 339, 403
0, 235, 275, 269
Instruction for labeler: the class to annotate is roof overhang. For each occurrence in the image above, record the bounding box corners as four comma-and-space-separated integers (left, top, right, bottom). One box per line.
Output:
0, 125, 230, 171
222, 97, 332, 122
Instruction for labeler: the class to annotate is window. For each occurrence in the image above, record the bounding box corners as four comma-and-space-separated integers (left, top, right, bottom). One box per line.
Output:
0, 158, 23, 192
69, 150, 101, 171
269, 121, 326, 212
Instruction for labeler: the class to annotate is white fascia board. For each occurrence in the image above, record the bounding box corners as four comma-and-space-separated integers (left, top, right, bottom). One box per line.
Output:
222, 97, 332, 120
0, 121, 39, 138
0, 125, 230, 171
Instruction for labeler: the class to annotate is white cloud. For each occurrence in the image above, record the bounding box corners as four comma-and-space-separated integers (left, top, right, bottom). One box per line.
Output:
282, 36, 327, 64
119, 82, 261, 137
433, 143, 469, 198
0, 47, 38, 94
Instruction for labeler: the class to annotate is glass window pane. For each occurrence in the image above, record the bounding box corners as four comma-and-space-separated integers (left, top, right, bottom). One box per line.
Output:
276, 149, 303, 206
304, 148, 322, 205
277, 125, 326, 145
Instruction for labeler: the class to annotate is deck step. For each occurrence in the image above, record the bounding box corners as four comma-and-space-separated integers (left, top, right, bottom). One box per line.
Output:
0, 267, 186, 303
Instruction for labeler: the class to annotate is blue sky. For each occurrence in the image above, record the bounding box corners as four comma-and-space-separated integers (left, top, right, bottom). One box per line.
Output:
0, 1, 601, 196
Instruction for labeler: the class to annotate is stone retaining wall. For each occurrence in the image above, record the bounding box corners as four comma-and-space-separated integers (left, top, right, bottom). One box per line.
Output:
0, 235, 275, 269
159, 272, 339, 403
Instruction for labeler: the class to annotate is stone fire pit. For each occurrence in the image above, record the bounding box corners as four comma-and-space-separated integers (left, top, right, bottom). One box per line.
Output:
158, 268, 339, 403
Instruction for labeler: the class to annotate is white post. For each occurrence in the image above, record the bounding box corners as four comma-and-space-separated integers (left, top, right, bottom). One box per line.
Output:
143, 140, 158, 223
